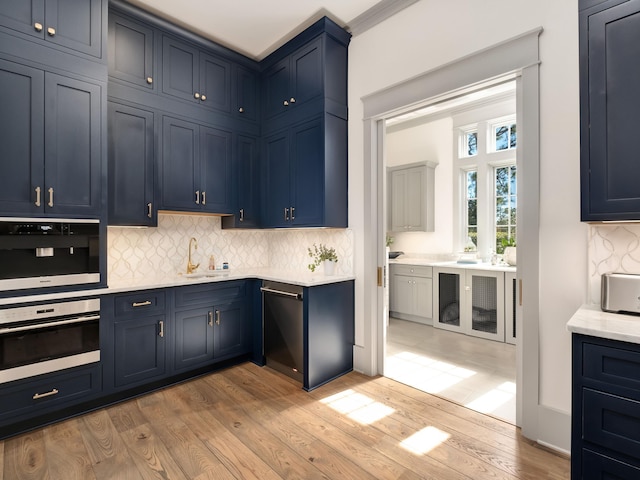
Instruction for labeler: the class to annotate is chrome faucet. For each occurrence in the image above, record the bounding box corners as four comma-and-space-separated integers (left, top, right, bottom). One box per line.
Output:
187, 237, 200, 274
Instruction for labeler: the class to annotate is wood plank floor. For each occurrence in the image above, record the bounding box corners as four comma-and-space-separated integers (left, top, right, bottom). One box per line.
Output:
0, 363, 569, 479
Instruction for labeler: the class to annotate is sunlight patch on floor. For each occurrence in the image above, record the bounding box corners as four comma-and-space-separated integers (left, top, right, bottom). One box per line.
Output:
321, 389, 395, 425
400, 426, 451, 455
465, 381, 516, 414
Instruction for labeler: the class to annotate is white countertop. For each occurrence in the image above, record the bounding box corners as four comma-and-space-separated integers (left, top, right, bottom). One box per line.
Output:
390, 257, 516, 273
567, 304, 640, 345
0, 268, 355, 306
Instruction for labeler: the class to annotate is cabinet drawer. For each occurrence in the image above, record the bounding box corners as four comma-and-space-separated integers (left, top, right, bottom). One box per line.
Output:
175, 281, 245, 308
583, 448, 640, 479
583, 388, 640, 461
0, 364, 102, 423
391, 265, 433, 277
114, 290, 166, 317
583, 342, 640, 390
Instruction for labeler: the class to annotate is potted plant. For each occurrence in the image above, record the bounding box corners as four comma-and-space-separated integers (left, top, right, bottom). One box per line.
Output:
501, 237, 516, 266
307, 243, 338, 275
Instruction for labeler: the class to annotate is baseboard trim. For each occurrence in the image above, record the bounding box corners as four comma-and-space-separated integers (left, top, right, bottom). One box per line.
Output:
537, 405, 571, 454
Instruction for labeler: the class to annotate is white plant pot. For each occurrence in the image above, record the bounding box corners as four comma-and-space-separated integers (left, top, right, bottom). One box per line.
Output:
504, 246, 517, 266
323, 260, 336, 276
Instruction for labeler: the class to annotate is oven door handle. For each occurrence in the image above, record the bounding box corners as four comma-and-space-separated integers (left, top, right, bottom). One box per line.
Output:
0, 314, 100, 335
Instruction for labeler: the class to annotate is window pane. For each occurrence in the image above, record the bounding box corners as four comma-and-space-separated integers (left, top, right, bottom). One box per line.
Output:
496, 227, 508, 253
467, 132, 477, 156
496, 167, 509, 196
467, 171, 477, 198
468, 199, 477, 226
510, 165, 517, 194
495, 126, 509, 150
467, 227, 477, 248
510, 124, 517, 148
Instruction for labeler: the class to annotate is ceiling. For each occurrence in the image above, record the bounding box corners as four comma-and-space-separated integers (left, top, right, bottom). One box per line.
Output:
124, 0, 384, 60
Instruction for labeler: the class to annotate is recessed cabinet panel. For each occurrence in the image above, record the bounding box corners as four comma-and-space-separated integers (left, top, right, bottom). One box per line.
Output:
109, 12, 154, 90
200, 126, 233, 213
235, 65, 258, 121
161, 116, 198, 211
291, 117, 323, 226
162, 36, 198, 102
0, 59, 44, 215
262, 130, 291, 227
200, 53, 231, 113
292, 39, 322, 108
108, 102, 155, 226
388, 162, 436, 232
0, 0, 44, 37
222, 134, 260, 228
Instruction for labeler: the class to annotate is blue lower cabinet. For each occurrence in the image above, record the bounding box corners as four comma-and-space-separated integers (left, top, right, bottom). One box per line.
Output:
0, 364, 102, 437
174, 307, 215, 371
572, 334, 640, 479
213, 300, 248, 360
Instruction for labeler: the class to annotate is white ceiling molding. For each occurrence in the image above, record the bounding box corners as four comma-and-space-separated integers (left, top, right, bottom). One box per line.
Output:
347, 0, 421, 36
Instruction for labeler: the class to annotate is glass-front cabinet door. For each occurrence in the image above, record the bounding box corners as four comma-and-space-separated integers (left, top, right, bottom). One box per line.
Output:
433, 267, 463, 333
464, 269, 505, 342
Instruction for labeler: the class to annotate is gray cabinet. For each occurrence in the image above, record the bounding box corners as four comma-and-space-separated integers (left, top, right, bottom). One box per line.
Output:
388, 162, 436, 232
433, 267, 505, 342
389, 264, 433, 324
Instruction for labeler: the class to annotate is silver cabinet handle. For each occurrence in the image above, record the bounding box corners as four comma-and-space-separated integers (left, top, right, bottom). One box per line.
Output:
146, 77, 153, 84
290, 97, 296, 103
33, 388, 59, 400
147, 202, 152, 218
158, 320, 164, 338
202, 191, 206, 205
260, 287, 303, 300
48, 187, 54, 207
195, 190, 200, 204
201, 94, 206, 101
291, 206, 295, 220
194, 92, 201, 99
47, 27, 56, 36
208, 311, 213, 327
284, 207, 289, 221
239, 208, 244, 222
132, 300, 152, 307
34, 22, 43, 32
238, 107, 244, 113
215, 310, 221, 325
283, 100, 289, 106
35, 186, 41, 207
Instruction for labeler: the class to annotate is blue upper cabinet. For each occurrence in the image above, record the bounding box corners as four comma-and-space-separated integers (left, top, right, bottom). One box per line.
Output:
161, 35, 232, 114
580, 0, 640, 221
0, 58, 102, 217
0, 0, 105, 59
234, 65, 259, 122
160, 115, 234, 214
259, 17, 350, 228
108, 11, 155, 91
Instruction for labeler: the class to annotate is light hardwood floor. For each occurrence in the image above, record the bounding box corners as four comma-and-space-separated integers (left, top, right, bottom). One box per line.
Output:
386, 318, 516, 424
0, 362, 569, 479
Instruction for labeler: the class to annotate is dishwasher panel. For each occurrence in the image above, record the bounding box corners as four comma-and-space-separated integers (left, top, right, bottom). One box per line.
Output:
261, 281, 304, 383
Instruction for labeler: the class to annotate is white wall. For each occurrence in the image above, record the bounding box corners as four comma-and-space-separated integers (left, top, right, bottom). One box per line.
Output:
348, 0, 585, 425
386, 117, 453, 254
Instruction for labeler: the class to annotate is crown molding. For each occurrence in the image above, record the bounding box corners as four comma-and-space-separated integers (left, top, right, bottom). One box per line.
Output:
347, 0, 420, 36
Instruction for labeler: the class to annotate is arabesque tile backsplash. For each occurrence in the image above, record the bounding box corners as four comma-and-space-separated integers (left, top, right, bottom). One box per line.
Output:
588, 224, 640, 304
108, 213, 354, 283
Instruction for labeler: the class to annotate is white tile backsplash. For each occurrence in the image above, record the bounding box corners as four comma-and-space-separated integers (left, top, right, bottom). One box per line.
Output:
108, 213, 353, 282
588, 224, 640, 304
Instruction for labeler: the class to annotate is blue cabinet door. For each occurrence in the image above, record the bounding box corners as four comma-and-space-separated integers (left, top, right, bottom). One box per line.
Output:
174, 307, 214, 371
162, 35, 199, 103
200, 52, 231, 113
213, 301, 247, 360
290, 116, 324, 226
44, 72, 102, 217
262, 57, 290, 119
108, 11, 155, 90
0, 58, 44, 215
290, 38, 322, 112
235, 65, 258, 122
0, 0, 103, 58
581, 1, 640, 220
222, 134, 260, 228
161, 116, 198, 211
113, 315, 166, 388
262, 129, 291, 227
200, 126, 233, 214
108, 101, 155, 226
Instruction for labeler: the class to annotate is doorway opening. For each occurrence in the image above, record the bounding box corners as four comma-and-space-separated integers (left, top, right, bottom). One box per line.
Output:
383, 82, 518, 424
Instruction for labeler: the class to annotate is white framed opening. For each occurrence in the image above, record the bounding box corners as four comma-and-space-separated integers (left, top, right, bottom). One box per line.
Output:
361, 28, 541, 438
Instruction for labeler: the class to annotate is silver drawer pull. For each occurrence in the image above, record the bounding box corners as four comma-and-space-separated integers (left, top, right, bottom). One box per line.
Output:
132, 300, 152, 307
33, 388, 59, 400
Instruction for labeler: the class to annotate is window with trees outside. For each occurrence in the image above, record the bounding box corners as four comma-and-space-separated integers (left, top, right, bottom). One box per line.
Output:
455, 113, 516, 256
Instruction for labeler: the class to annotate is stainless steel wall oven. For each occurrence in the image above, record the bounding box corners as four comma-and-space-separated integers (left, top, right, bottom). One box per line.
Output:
0, 217, 100, 292
0, 298, 100, 384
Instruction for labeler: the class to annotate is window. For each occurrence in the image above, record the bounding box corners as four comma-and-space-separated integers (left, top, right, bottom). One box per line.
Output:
465, 170, 478, 248
495, 165, 516, 253
455, 111, 517, 256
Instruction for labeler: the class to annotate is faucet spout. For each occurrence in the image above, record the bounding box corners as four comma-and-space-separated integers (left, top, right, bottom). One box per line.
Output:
187, 237, 200, 274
